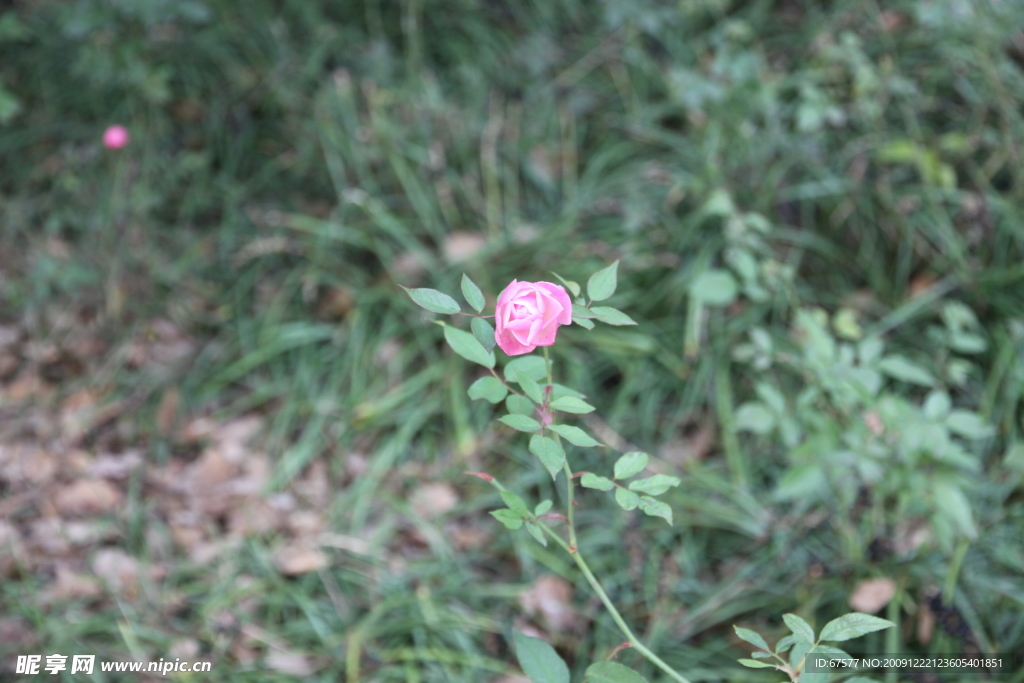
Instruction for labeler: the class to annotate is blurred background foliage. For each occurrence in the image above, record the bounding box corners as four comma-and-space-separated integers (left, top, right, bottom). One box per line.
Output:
1, 0, 1023, 681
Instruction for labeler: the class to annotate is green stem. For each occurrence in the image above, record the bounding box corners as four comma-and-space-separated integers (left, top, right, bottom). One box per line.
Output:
533, 522, 691, 683
538, 345, 689, 683
543, 347, 577, 551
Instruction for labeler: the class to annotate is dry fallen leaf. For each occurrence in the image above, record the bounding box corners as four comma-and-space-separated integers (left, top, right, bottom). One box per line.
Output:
849, 577, 896, 613
91, 548, 140, 594
443, 232, 487, 263
42, 565, 102, 603
265, 650, 314, 677
54, 479, 124, 516
917, 601, 936, 644
155, 387, 180, 435
411, 482, 459, 518
519, 575, 575, 633
275, 545, 329, 576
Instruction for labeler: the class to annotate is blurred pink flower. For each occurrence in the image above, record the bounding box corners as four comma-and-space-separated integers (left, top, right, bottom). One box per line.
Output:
103, 125, 130, 150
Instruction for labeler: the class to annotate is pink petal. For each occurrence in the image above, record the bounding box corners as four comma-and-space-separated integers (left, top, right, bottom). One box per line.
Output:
533, 282, 572, 324
496, 327, 535, 356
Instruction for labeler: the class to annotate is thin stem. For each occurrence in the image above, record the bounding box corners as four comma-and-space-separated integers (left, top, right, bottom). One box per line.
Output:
534, 522, 690, 683
543, 347, 577, 551
537, 344, 689, 683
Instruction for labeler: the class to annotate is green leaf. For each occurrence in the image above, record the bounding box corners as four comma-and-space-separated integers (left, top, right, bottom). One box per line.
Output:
934, 481, 978, 539
923, 390, 952, 420
402, 286, 461, 314
733, 626, 770, 652
946, 410, 994, 439
580, 473, 614, 491
529, 435, 566, 480
735, 402, 776, 434
571, 303, 599, 318
878, 355, 935, 386
574, 317, 595, 330
737, 659, 776, 669
690, 270, 738, 306
613, 452, 648, 480
587, 260, 619, 302
818, 613, 895, 642
490, 509, 523, 530
461, 274, 485, 313
584, 661, 649, 683
443, 324, 496, 368
552, 272, 581, 298
514, 369, 545, 404
512, 631, 570, 683
810, 645, 852, 659
547, 424, 601, 447
534, 500, 553, 516
499, 414, 541, 432
525, 522, 548, 547
471, 316, 497, 352
638, 496, 673, 525
783, 614, 816, 644
500, 491, 531, 517
504, 356, 548, 383
789, 641, 811, 671
589, 306, 637, 326
468, 376, 508, 403
775, 635, 797, 653
506, 395, 535, 416
615, 488, 640, 510
549, 384, 586, 400
628, 474, 681, 496
549, 396, 595, 414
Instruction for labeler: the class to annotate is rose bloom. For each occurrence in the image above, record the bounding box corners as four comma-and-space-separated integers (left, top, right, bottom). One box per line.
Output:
102, 125, 130, 150
494, 280, 572, 356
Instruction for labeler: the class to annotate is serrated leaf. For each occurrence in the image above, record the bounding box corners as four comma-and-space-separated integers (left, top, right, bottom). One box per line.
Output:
628, 474, 681, 496
443, 324, 496, 368
589, 306, 637, 326
504, 355, 548, 383
512, 631, 570, 683
789, 641, 811, 670
737, 659, 776, 669
690, 270, 738, 306
580, 473, 614, 491
584, 661, 649, 683
878, 355, 935, 386
783, 614, 816, 644
403, 286, 461, 314
550, 384, 586, 400
547, 424, 601, 447
500, 491, 530, 517
506, 394, 535, 416
775, 634, 797, 653
529, 435, 566, 480
461, 274, 485, 313
810, 645, 852, 659
499, 414, 541, 432
525, 522, 548, 547
751, 651, 772, 659
818, 613, 895, 642
534, 500, 553, 516
613, 452, 648, 480
472, 316, 497, 352
638, 496, 673, 525
514, 369, 545, 404
574, 316, 595, 330
468, 376, 508, 403
490, 509, 523, 530
615, 488, 640, 510
550, 396, 595, 414
571, 303, 599, 318
552, 272, 581, 298
733, 626, 770, 652
587, 260, 619, 302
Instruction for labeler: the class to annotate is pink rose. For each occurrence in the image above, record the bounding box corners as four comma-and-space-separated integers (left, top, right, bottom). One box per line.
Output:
494, 280, 572, 356
102, 125, 130, 150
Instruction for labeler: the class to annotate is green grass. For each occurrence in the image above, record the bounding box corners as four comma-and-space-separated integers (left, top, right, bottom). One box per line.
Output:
2, 0, 1024, 681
